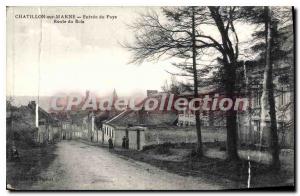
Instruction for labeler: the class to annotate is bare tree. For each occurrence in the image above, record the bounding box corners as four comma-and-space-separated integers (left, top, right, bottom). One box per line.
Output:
124, 7, 211, 156
125, 6, 246, 161
262, 6, 280, 170
243, 6, 293, 169
203, 6, 242, 161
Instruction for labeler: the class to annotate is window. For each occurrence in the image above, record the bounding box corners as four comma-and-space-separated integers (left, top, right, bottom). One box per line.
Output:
254, 92, 261, 107
254, 120, 260, 132
279, 87, 288, 106
202, 120, 209, 127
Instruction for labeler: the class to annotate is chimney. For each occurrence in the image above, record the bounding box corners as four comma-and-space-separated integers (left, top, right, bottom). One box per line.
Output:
147, 90, 158, 97
137, 106, 145, 124
28, 101, 36, 110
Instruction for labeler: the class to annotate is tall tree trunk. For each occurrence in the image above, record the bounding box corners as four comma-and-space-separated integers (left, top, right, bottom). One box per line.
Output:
225, 63, 239, 161
208, 7, 240, 161
191, 7, 203, 157
264, 6, 280, 170
226, 111, 239, 160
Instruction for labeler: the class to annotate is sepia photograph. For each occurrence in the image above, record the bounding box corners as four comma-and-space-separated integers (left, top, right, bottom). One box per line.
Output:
6, 5, 295, 191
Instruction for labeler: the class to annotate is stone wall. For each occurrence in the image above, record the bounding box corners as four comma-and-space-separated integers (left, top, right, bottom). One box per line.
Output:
144, 126, 226, 147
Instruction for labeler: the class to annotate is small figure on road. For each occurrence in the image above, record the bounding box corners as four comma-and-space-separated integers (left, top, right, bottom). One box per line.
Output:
122, 136, 126, 148
11, 146, 20, 161
108, 137, 114, 150
125, 137, 129, 149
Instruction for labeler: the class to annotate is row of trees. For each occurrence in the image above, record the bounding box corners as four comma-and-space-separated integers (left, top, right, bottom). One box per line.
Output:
124, 6, 293, 169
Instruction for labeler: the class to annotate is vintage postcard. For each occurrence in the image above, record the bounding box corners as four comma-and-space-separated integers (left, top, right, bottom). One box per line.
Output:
6, 6, 295, 190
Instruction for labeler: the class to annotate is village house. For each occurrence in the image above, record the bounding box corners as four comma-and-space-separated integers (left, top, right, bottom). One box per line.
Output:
81, 89, 121, 142
176, 54, 294, 149
57, 111, 88, 140
240, 58, 294, 148
26, 101, 59, 144
100, 89, 230, 150
176, 85, 227, 128
101, 90, 178, 150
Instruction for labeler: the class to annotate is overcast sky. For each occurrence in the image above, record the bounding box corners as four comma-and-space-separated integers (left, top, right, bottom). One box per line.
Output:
7, 7, 179, 98
7, 6, 259, 98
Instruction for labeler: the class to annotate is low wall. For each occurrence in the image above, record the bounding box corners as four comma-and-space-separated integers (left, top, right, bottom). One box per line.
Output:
238, 122, 294, 148
144, 126, 226, 147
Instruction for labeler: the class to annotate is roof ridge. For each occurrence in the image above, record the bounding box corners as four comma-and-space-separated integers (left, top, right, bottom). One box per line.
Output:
107, 109, 128, 123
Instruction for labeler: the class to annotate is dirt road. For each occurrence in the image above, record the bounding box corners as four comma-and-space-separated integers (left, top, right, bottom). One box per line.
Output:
30, 140, 230, 190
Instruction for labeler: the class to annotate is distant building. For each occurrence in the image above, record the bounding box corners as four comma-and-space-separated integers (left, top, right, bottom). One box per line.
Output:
176, 56, 294, 148
27, 101, 61, 143
176, 85, 226, 128
240, 55, 294, 148
6, 101, 61, 144
101, 91, 177, 150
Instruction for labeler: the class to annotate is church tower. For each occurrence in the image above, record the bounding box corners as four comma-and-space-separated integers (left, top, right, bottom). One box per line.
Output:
109, 88, 119, 118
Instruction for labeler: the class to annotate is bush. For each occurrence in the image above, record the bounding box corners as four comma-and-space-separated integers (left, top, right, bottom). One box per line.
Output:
190, 148, 198, 157
154, 143, 172, 154
143, 142, 175, 154
219, 145, 226, 151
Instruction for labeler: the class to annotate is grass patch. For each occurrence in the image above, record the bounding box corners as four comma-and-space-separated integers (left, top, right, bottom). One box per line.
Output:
6, 144, 57, 190
113, 142, 294, 190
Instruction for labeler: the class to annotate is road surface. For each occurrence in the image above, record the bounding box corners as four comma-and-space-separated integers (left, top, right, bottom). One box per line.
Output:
31, 140, 230, 190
